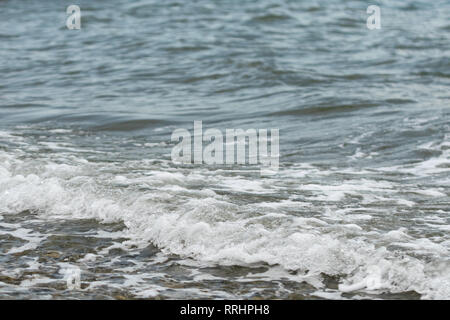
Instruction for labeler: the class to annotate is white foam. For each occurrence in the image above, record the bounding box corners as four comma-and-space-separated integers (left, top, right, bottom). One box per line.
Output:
0, 137, 449, 299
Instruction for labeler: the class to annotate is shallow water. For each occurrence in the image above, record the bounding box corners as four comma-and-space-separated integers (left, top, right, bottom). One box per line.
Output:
0, 0, 449, 299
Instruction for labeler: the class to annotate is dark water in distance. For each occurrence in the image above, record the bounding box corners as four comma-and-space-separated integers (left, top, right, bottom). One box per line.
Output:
0, 0, 449, 299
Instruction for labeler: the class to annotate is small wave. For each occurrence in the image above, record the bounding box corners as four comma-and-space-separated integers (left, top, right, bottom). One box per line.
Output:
268, 102, 379, 117
249, 13, 293, 23
92, 119, 172, 132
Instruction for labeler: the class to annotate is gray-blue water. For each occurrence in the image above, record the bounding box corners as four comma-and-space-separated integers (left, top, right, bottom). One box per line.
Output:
0, 0, 449, 299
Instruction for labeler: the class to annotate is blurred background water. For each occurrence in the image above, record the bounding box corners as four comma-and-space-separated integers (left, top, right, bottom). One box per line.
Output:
0, 0, 449, 299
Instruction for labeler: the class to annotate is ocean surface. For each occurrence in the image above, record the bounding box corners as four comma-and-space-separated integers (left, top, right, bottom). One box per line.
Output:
0, 0, 449, 299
